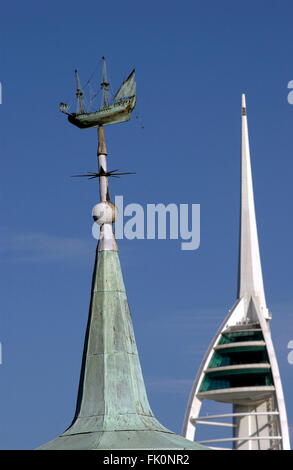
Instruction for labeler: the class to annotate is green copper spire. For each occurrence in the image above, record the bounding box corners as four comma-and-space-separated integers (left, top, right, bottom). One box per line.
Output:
38, 126, 206, 450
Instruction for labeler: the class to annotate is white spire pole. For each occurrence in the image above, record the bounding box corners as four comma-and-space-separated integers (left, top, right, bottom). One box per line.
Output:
239, 94, 268, 317
94, 126, 118, 252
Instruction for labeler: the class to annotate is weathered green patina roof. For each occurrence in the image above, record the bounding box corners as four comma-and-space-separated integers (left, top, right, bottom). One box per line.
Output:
38, 247, 206, 449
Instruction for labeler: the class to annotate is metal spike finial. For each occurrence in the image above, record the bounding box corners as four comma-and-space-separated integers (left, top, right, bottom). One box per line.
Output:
241, 93, 247, 116
71, 169, 136, 179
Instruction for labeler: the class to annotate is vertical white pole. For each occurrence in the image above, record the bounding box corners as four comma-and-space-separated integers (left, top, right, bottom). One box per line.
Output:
97, 126, 117, 252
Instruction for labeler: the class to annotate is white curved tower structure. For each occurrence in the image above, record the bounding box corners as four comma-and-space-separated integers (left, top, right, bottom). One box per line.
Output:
182, 95, 290, 450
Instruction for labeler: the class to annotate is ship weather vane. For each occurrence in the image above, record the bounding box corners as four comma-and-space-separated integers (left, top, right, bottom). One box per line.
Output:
59, 56, 136, 128
59, 56, 137, 249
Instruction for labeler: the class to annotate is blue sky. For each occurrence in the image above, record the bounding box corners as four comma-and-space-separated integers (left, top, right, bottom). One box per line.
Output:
1, 0, 293, 449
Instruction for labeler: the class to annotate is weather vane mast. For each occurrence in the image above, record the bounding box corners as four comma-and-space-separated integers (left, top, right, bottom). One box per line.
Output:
100, 56, 110, 108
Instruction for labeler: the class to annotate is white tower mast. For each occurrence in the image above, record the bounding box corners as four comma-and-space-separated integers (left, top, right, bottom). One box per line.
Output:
182, 95, 290, 450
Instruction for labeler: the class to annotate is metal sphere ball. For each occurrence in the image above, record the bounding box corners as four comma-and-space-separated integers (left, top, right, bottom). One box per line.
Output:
92, 202, 118, 225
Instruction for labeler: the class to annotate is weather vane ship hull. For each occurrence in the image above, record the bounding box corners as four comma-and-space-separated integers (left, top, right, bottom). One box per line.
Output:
68, 95, 136, 129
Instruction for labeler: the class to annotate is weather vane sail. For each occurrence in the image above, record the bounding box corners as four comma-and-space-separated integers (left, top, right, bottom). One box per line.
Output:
59, 57, 136, 129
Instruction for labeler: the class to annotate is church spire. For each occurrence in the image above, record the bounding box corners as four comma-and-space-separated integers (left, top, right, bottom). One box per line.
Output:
38, 125, 206, 450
